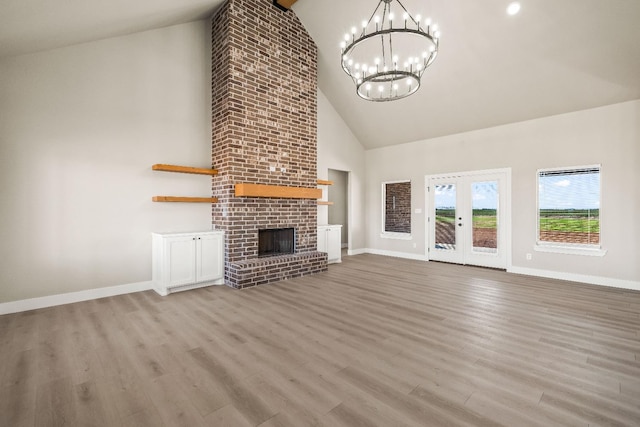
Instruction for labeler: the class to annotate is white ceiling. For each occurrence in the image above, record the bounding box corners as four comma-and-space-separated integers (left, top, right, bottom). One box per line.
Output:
2, 0, 639, 149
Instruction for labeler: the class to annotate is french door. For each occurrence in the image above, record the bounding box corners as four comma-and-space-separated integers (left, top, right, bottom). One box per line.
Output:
427, 170, 509, 269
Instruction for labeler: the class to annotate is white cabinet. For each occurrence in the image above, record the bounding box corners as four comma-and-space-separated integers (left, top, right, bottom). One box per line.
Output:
152, 231, 224, 296
318, 225, 342, 264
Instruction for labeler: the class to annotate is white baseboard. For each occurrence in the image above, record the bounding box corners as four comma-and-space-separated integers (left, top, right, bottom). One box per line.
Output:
353, 249, 639, 291
3, 265, 635, 316
0, 281, 153, 315
508, 266, 640, 292
347, 248, 367, 256
363, 248, 429, 261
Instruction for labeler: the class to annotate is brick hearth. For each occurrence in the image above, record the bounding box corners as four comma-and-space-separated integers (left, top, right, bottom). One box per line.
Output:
211, 0, 326, 288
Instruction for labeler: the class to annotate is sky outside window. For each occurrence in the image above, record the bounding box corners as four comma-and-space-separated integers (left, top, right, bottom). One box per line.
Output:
539, 171, 600, 210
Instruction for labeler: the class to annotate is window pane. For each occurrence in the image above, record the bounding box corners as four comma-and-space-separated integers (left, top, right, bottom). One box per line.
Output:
434, 184, 456, 250
538, 167, 600, 245
384, 182, 411, 233
472, 181, 498, 253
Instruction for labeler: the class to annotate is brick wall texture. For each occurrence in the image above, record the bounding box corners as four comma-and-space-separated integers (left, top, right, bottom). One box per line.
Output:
211, 0, 325, 288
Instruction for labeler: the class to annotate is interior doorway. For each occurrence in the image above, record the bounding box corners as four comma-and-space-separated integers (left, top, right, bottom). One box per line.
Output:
426, 169, 511, 269
328, 169, 349, 249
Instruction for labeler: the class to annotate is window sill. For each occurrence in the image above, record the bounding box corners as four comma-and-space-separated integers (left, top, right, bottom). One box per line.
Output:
534, 244, 607, 257
381, 232, 412, 240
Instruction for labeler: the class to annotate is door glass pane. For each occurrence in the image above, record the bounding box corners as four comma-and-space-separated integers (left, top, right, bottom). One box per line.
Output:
472, 181, 498, 253
434, 184, 456, 250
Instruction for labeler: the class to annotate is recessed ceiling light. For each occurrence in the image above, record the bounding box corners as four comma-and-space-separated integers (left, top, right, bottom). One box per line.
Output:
507, 2, 521, 16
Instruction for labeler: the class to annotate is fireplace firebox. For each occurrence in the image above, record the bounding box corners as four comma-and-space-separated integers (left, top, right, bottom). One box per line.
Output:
258, 228, 295, 257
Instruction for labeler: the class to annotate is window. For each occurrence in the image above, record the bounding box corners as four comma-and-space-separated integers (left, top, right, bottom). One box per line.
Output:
537, 165, 601, 251
382, 181, 411, 238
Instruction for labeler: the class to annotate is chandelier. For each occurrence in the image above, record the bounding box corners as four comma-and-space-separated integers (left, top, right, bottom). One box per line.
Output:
340, 0, 440, 102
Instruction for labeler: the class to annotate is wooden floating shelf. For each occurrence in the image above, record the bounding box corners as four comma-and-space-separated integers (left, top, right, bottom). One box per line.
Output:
317, 201, 334, 206
152, 164, 218, 176
317, 179, 333, 186
152, 196, 218, 203
235, 183, 322, 199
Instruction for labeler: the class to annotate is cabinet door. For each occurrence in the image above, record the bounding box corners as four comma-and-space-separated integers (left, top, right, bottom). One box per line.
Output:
326, 226, 341, 262
317, 227, 328, 254
196, 233, 224, 283
166, 236, 197, 287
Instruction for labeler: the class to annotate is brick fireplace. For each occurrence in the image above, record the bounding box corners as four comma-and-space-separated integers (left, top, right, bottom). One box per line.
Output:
211, 0, 327, 289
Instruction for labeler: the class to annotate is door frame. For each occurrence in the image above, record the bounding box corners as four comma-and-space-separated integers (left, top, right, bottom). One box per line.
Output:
327, 168, 351, 252
425, 168, 512, 269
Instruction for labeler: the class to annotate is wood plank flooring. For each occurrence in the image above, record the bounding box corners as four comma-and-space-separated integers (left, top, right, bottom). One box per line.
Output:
1, 254, 639, 426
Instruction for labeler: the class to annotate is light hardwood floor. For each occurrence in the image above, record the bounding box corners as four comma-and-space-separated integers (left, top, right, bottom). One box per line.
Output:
1, 254, 639, 426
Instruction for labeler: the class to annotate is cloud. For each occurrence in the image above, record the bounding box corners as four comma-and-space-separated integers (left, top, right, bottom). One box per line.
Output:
554, 179, 571, 187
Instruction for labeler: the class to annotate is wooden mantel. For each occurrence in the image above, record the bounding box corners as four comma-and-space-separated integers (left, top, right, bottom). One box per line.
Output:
235, 183, 321, 199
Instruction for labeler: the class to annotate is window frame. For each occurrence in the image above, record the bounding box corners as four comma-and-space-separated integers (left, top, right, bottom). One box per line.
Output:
381, 180, 413, 240
534, 164, 606, 257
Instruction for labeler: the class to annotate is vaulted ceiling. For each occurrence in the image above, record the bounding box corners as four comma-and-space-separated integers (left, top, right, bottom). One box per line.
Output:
2, 0, 639, 149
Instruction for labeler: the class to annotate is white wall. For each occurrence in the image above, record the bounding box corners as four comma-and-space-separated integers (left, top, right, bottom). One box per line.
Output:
0, 20, 213, 303
317, 89, 366, 252
365, 100, 640, 286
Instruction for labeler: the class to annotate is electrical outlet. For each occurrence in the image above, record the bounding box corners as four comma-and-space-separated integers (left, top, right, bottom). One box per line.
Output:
269, 166, 276, 172
526, 253, 532, 261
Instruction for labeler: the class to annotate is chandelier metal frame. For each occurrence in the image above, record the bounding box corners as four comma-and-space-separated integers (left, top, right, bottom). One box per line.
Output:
340, 0, 440, 102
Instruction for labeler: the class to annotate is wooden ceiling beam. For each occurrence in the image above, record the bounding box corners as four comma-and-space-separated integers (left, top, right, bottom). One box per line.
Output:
273, 0, 298, 12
